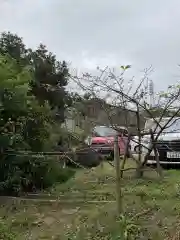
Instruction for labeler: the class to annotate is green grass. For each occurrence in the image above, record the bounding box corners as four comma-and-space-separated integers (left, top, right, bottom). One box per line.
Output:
1, 160, 180, 239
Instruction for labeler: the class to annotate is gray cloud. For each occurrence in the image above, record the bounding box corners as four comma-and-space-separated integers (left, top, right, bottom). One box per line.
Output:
0, 0, 180, 90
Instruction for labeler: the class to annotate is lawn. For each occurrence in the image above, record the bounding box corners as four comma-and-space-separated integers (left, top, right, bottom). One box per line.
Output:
1, 160, 180, 239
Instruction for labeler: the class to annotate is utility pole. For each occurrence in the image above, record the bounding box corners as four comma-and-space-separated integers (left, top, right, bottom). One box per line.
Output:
149, 79, 154, 108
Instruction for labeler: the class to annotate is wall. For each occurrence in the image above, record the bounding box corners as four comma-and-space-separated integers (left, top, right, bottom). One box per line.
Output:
64, 100, 146, 134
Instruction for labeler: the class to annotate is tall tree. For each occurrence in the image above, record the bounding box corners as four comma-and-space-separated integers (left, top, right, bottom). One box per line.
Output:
0, 32, 30, 68
0, 54, 71, 195
30, 44, 70, 121
0, 32, 70, 122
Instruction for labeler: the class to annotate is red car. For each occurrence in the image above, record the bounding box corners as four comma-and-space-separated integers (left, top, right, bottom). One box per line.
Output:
85, 125, 129, 157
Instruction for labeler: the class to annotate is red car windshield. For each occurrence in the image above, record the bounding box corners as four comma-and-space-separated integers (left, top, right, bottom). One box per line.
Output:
92, 126, 118, 137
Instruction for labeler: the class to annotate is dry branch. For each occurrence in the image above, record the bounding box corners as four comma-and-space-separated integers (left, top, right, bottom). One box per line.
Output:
71, 65, 180, 178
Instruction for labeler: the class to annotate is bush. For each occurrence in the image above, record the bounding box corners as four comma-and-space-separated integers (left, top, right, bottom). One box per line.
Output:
0, 155, 75, 196
68, 147, 103, 168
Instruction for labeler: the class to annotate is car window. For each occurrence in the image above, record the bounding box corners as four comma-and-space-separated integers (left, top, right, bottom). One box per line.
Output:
92, 126, 128, 137
93, 126, 117, 137
144, 118, 180, 133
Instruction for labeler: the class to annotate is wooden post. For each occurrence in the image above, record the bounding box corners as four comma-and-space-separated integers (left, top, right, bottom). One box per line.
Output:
114, 134, 122, 214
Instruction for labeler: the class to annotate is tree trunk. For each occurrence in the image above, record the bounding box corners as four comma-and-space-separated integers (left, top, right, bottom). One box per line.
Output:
120, 134, 131, 178
135, 163, 144, 178
135, 108, 144, 178
114, 134, 122, 214
155, 146, 162, 177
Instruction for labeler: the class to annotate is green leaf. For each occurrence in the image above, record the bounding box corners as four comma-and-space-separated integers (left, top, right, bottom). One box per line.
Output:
120, 65, 131, 70
159, 92, 168, 98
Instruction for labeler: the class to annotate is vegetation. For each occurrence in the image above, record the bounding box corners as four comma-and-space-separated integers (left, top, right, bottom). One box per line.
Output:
0, 161, 180, 239
1, 30, 180, 239
0, 32, 75, 196
0, 31, 72, 122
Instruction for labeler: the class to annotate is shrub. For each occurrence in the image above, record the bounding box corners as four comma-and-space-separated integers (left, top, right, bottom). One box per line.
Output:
0, 155, 75, 196
68, 147, 102, 168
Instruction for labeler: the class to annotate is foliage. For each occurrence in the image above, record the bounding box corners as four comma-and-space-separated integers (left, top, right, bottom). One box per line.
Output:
0, 51, 73, 195
30, 44, 70, 122
0, 54, 50, 150
0, 31, 79, 196
0, 221, 16, 240
0, 155, 75, 195
0, 31, 71, 123
111, 215, 140, 240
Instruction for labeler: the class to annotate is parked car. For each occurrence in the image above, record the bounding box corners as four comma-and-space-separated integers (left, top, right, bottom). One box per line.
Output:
131, 117, 180, 166
85, 125, 129, 158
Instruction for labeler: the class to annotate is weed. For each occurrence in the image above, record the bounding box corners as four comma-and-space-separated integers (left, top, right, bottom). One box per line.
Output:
0, 221, 16, 240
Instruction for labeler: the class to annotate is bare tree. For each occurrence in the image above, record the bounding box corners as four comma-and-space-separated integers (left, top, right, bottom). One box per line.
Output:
68, 65, 180, 216
71, 65, 180, 177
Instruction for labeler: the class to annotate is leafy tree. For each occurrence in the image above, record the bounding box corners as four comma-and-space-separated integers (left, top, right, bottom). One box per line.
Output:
0, 32, 30, 69
0, 32, 77, 195
0, 32, 70, 122
0, 54, 75, 195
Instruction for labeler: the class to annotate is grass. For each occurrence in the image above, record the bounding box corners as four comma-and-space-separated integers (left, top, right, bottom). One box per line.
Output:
1, 160, 180, 239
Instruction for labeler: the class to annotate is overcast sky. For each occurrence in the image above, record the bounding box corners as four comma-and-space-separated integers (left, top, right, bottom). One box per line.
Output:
1, 0, 180, 91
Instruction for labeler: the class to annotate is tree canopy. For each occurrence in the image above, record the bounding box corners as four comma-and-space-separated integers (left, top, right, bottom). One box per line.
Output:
0, 31, 71, 122
0, 32, 75, 195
